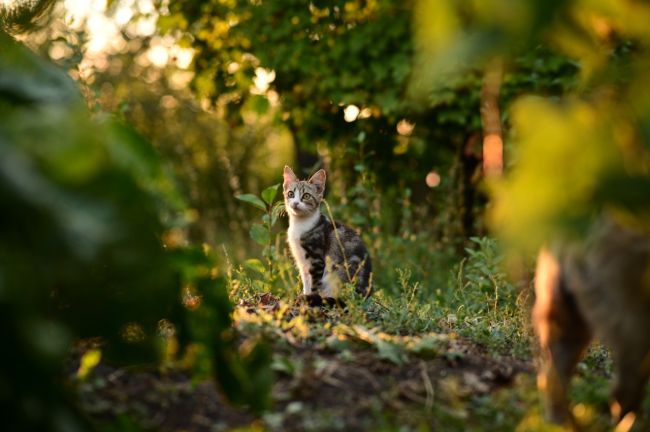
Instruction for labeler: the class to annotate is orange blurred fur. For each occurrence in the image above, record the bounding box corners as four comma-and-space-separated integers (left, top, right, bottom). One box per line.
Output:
533, 220, 650, 430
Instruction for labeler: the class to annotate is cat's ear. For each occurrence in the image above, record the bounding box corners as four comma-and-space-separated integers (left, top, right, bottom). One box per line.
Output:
308, 169, 326, 193
283, 165, 298, 190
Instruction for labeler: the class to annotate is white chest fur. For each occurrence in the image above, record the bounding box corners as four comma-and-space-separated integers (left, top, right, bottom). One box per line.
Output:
287, 212, 331, 295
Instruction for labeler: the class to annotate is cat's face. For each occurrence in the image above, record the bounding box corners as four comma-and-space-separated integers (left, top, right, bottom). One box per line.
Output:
283, 166, 326, 217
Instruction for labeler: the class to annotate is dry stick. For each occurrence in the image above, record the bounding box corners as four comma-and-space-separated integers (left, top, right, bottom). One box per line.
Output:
322, 199, 353, 281
364, 271, 374, 300
399, 384, 429, 405
278, 246, 295, 292
356, 367, 382, 391
221, 244, 239, 298
420, 361, 435, 411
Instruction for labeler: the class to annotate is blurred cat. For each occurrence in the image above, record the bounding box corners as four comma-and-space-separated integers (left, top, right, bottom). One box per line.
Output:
283, 166, 372, 305
533, 217, 650, 431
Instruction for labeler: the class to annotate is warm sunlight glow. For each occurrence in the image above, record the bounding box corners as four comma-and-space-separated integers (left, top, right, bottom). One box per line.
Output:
64, 0, 116, 54
174, 47, 194, 69
615, 412, 637, 432
358, 107, 372, 119
114, 5, 134, 25
49, 43, 72, 60
343, 104, 360, 122
253, 67, 276, 93
227, 62, 240, 73
87, 15, 119, 54
483, 133, 503, 177
397, 119, 415, 136
133, 14, 156, 36
64, 0, 105, 26
148, 44, 168, 67
425, 171, 441, 187
62, 0, 162, 61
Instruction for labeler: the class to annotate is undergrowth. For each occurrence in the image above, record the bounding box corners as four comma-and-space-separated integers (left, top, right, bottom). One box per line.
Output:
232, 182, 533, 357
217, 182, 649, 431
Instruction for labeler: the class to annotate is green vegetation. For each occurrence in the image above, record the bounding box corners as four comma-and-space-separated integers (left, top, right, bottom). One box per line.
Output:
0, 25, 270, 431
2, 0, 650, 431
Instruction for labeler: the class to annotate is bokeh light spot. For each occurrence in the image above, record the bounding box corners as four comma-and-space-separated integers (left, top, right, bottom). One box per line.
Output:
344, 105, 360, 122
426, 171, 441, 187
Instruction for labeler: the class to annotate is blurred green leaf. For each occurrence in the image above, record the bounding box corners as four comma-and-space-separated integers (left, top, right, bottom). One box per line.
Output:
490, 97, 625, 251
250, 223, 270, 245
271, 201, 285, 226
0, 32, 79, 104
409, 334, 444, 358
244, 258, 266, 274
0, 28, 273, 429
376, 339, 407, 365
247, 94, 270, 115
260, 183, 280, 205
236, 193, 266, 210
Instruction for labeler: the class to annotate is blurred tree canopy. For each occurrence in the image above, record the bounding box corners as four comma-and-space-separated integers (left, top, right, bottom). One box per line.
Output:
160, 0, 481, 241
162, 0, 414, 153
17, 0, 643, 254
18, 0, 591, 249
411, 0, 650, 249
157, 0, 587, 243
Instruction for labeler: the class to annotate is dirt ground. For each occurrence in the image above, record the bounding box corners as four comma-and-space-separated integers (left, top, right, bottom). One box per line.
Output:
72, 341, 533, 431
70, 296, 537, 431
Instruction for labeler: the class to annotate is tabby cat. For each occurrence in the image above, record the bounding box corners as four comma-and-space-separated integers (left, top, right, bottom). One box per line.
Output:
283, 166, 372, 305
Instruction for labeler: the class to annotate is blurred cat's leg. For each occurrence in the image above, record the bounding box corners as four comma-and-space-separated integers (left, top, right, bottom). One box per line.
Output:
533, 248, 591, 425
610, 349, 650, 431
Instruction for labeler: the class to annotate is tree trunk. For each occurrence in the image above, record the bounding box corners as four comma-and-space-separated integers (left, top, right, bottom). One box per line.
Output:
480, 58, 504, 178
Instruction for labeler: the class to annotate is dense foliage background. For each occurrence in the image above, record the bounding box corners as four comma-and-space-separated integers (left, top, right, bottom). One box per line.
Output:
2, 0, 650, 430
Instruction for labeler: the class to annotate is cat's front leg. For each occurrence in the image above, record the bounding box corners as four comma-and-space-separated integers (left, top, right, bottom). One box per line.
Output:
300, 269, 313, 295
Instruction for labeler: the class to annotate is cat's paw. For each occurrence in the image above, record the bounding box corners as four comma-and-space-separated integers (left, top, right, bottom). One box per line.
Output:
323, 297, 347, 309
296, 293, 346, 309
296, 293, 324, 307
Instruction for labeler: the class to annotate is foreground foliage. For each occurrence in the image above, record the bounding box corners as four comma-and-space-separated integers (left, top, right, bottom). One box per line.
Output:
0, 29, 271, 431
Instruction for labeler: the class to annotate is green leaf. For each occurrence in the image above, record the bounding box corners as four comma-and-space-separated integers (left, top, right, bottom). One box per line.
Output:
271, 355, 297, 376
247, 94, 270, 115
271, 201, 285, 226
250, 223, 270, 246
409, 335, 444, 358
244, 258, 266, 274
261, 183, 281, 205
236, 193, 266, 210
376, 340, 406, 365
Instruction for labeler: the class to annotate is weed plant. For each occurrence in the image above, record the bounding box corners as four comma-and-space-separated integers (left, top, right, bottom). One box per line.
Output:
232, 178, 533, 358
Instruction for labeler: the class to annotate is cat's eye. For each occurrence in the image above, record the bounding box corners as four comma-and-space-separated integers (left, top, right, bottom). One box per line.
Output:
302, 193, 312, 200
287, 191, 294, 198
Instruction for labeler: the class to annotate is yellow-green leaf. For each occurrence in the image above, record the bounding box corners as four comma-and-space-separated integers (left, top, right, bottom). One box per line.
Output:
236, 193, 266, 210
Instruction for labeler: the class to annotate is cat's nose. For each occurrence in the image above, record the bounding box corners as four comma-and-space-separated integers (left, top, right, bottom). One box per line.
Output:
291, 202, 300, 210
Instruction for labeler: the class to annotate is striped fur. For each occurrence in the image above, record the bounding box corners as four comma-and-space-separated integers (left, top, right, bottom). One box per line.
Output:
283, 166, 372, 301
